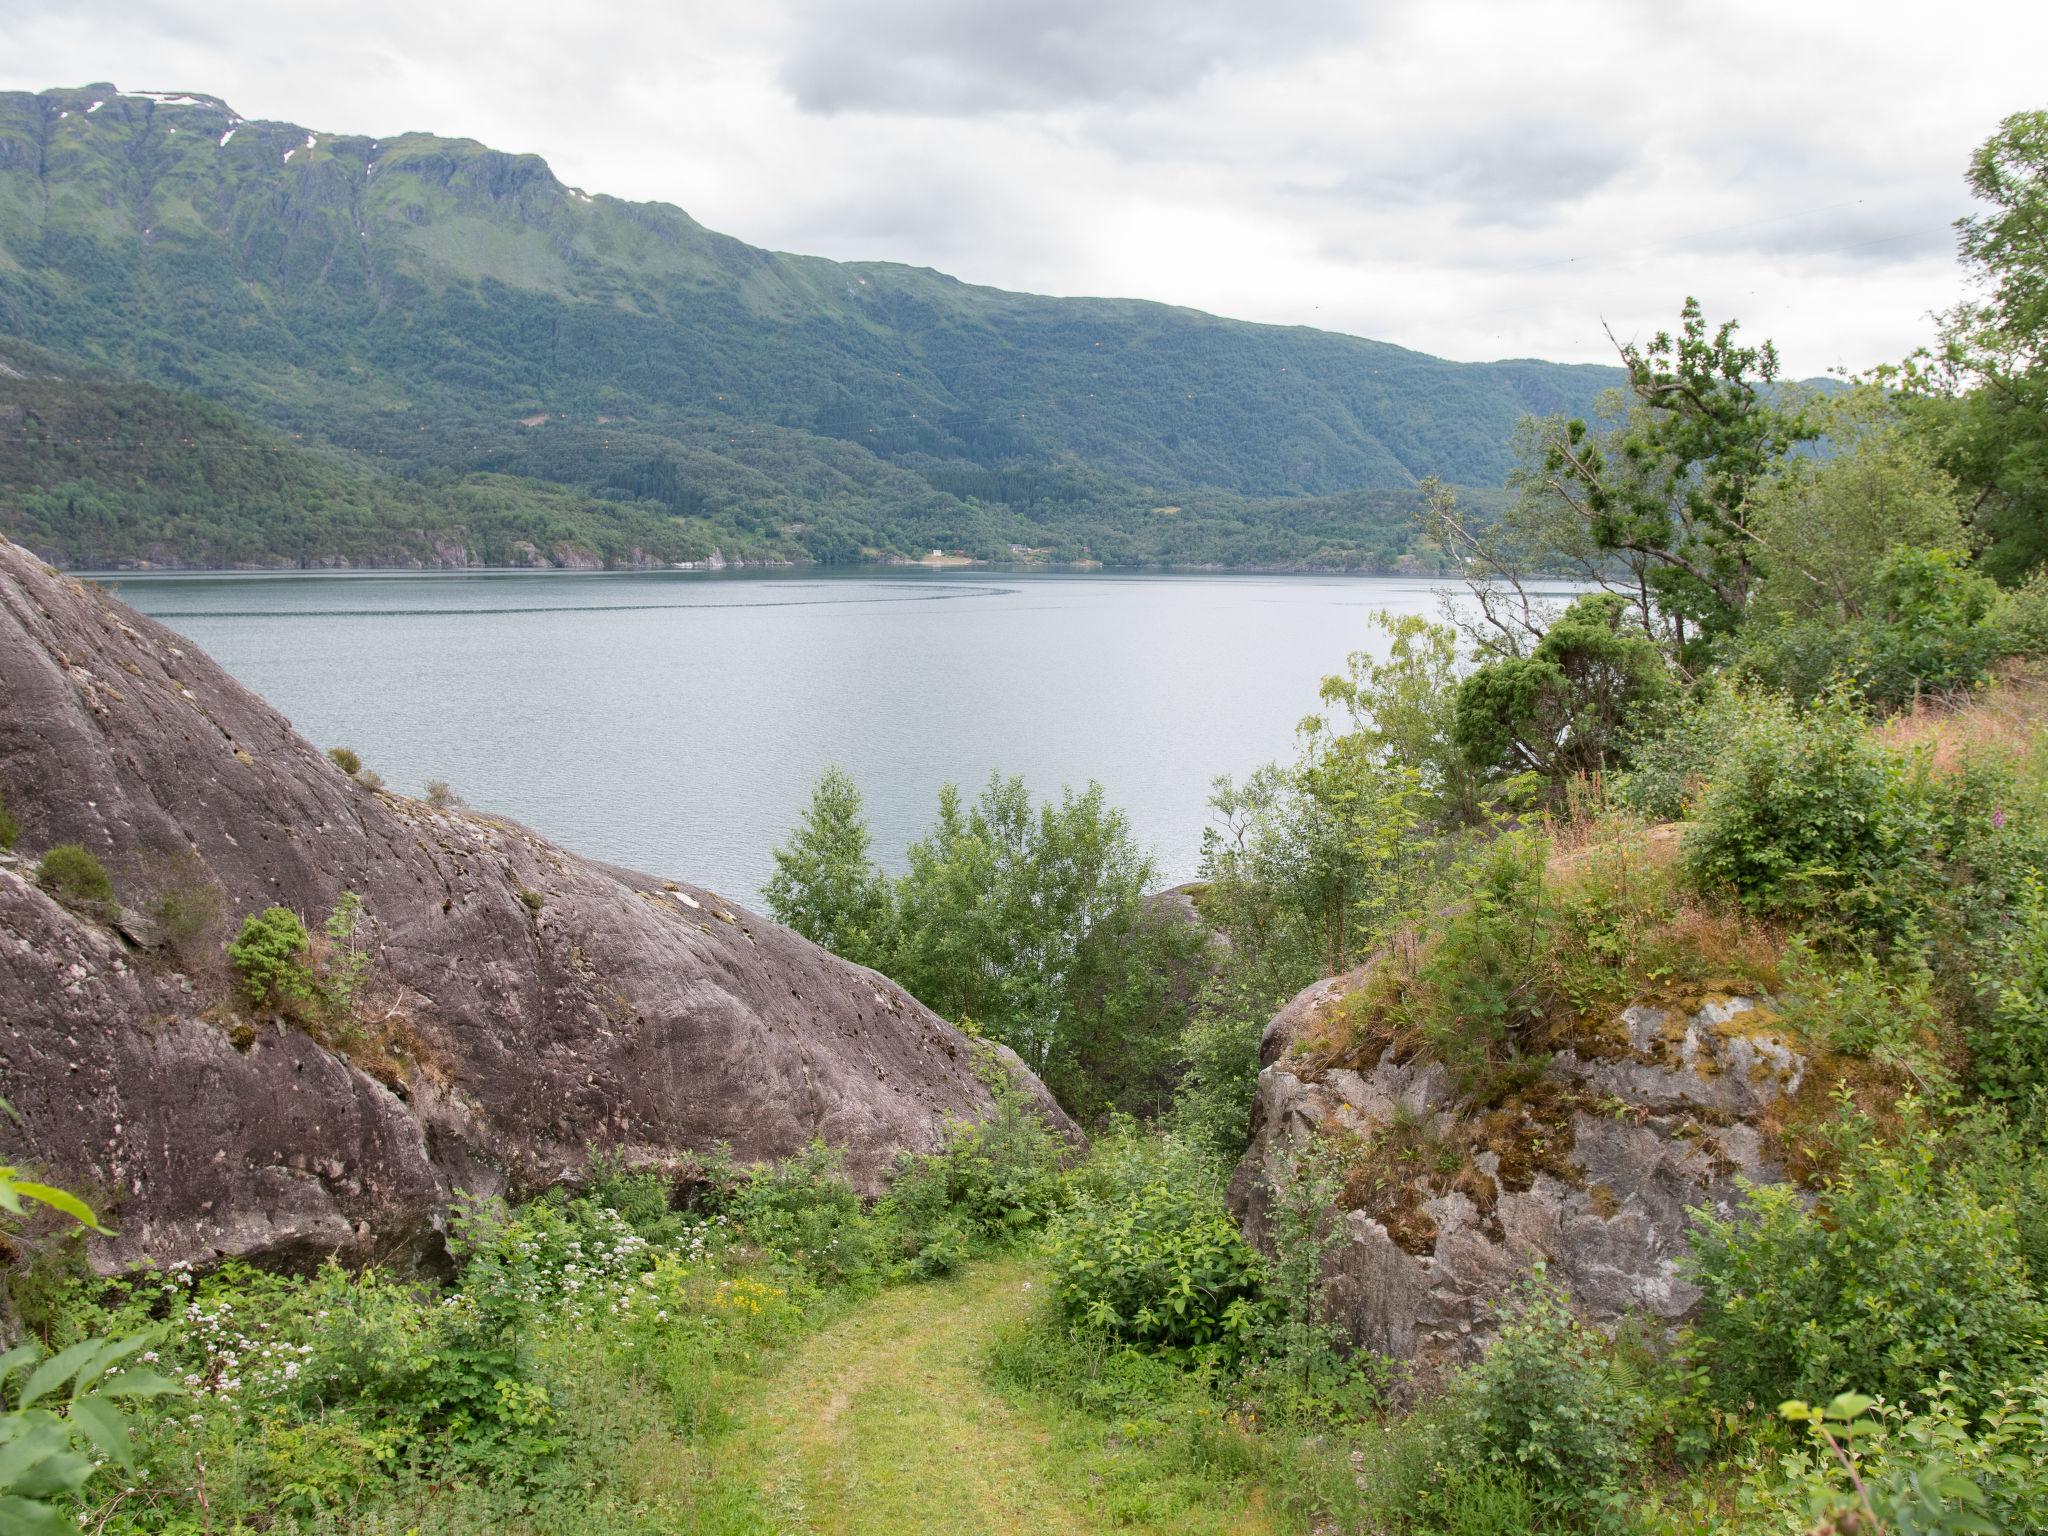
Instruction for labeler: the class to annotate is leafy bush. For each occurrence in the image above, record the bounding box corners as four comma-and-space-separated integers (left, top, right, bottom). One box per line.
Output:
143, 850, 225, 960
0, 786, 17, 850
1744, 546, 2005, 709
1452, 592, 1671, 789
1612, 684, 1754, 821
725, 1141, 875, 1287
1759, 1382, 2048, 1536
1044, 1133, 1267, 1354
1681, 690, 1934, 933
227, 905, 319, 1011
877, 1084, 1066, 1278
0, 1167, 180, 1528
325, 745, 362, 776
35, 842, 114, 912
1683, 1109, 2048, 1414
424, 779, 465, 811
763, 764, 894, 968
1972, 873, 2048, 1100
1443, 1267, 1645, 1502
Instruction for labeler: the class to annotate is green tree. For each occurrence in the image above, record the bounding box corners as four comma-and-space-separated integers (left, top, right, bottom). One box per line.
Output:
1905, 110, 2048, 581
1518, 298, 1816, 662
888, 775, 1155, 1081
762, 767, 894, 968
1452, 593, 1671, 788
1313, 611, 1484, 825
1747, 386, 1972, 625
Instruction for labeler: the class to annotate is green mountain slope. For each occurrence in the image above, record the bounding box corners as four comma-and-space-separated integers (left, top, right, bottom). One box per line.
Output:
0, 338, 803, 568
0, 82, 1603, 567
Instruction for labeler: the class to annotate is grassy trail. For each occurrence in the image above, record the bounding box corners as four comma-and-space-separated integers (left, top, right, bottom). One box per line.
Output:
719, 1258, 1278, 1535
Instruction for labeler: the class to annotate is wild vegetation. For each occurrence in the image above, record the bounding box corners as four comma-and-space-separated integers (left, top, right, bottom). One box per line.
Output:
7, 103, 2048, 1536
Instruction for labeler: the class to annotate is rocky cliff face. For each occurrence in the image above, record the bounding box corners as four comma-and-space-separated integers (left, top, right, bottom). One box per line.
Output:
0, 539, 1073, 1269
1229, 960, 1805, 1371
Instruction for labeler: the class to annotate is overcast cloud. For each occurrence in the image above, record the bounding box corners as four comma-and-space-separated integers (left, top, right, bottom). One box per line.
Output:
6, 0, 2040, 375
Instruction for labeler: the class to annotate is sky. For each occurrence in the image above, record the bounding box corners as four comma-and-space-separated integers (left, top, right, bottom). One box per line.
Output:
8, 0, 2043, 376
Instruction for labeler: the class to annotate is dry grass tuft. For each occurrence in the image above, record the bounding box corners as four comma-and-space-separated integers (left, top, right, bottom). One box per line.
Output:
1874, 664, 2048, 775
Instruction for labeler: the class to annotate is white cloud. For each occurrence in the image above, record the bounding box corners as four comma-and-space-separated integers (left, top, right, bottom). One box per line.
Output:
5, 0, 2042, 374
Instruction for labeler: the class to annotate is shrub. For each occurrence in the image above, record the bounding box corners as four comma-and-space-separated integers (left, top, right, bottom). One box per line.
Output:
1972, 873, 2048, 1100
1044, 1134, 1267, 1354
877, 1084, 1066, 1277
1762, 1381, 2048, 1536
1613, 684, 1753, 821
144, 851, 225, 959
424, 780, 465, 811
0, 787, 17, 850
227, 906, 319, 1012
1443, 1267, 1645, 1503
35, 843, 114, 912
325, 745, 362, 776
1452, 592, 1671, 789
1683, 1109, 2048, 1414
725, 1141, 875, 1287
1682, 690, 1934, 933
1742, 546, 2004, 709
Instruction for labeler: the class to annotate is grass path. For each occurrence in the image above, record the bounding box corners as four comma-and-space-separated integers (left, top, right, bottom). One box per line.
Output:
715, 1258, 1278, 1535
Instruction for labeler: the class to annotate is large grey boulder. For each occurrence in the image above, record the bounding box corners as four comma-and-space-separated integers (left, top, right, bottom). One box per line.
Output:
0, 540, 1074, 1270
1229, 961, 1803, 1371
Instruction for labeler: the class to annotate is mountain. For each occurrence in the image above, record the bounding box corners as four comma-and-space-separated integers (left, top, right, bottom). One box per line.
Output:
0, 83, 1617, 568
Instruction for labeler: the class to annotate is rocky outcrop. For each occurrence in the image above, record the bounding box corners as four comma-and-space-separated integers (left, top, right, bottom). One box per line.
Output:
0, 540, 1074, 1270
1229, 963, 1804, 1371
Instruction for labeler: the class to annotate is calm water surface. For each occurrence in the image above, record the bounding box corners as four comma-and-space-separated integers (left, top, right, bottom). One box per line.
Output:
108, 568, 1487, 904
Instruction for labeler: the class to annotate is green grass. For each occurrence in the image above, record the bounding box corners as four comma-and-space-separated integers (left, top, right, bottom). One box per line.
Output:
706, 1257, 1279, 1535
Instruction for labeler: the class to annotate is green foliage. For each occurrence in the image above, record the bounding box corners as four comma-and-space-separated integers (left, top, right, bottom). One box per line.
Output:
762, 766, 893, 968
1762, 1383, 2048, 1536
1972, 873, 2048, 1100
724, 1142, 875, 1289
0, 1165, 178, 1534
1683, 1108, 2048, 1415
1780, 941, 1948, 1083
324, 746, 362, 776
889, 774, 1162, 1088
876, 1082, 1069, 1278
1902, 110, 2048, 583
1314, 610, 1483, 825
1520, 297, 1816, 657
34, 844, 113, 913
0, 787, 17, 851
1202, 745, 1427, 982
423, 780, 465, 811
1044, 1131, 1267, 1353
1681, 691, 1933, 932
321, 890, 372, 1016
1239, 1143, 1378, 1427
1743, 545, 2004, 709
226, 905, 318, 1011
1443, 1267, 1645, 1504
767, 769, 1211, 1123
1453, 591, 1671, 788
1611, 682, 1751, 820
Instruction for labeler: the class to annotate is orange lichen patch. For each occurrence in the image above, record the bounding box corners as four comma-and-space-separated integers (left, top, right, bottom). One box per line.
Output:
1874, 665, 2048, 774
1475, 1078, 1585, 1191
1325, 1121, 1451, 1256
1755, 1047, 1915, 1187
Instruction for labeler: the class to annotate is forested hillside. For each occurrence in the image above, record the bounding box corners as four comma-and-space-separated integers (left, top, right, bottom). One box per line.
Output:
0, 82, 1596, 568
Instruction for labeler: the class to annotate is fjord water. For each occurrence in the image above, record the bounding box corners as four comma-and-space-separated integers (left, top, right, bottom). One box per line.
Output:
110, 568, 1469, 904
